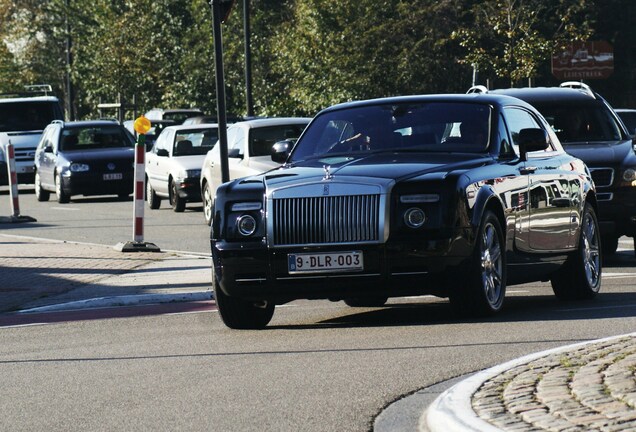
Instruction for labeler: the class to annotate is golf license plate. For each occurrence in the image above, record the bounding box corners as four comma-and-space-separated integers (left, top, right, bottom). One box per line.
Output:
288, 251, 363, 274
103, 173, 122, 180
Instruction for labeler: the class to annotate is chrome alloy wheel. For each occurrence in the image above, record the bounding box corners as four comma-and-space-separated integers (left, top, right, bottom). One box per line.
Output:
581, 211, 601, 290
480, 221, 503, 306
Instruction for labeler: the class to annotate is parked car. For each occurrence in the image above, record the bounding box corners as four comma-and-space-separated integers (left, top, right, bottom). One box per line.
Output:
0, 85, 64, 185
484, 82, 636, 256
146, 123, 219, 212
209, 93, 601, 329
145, 108, 204, 124
34, 120, 135, 203
124, 119, 176, 151
200, 117, 310, 225
616, 108, 636, 136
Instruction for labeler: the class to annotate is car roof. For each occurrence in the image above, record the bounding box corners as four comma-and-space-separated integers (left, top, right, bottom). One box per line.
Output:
489, 87, 599, 104
161, 123, 220, 133
0, 96, 60, 103
318, 93, 537, 114
57, 120, 123, 129
231, 117, 312, 129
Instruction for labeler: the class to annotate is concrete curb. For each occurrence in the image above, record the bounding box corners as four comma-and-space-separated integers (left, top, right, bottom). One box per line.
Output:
423, 331, 636, 432
18, 291, 213, 314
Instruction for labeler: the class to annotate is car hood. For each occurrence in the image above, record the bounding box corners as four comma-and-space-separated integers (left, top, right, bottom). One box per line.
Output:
0, 130, 42, 147
60, 147, 135, 162
248, 152, 492, 190
562, 139, 636, 166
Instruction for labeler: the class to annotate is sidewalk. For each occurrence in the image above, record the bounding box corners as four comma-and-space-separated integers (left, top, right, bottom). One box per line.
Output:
424, 333, 636, 431
0, 233, 212, 313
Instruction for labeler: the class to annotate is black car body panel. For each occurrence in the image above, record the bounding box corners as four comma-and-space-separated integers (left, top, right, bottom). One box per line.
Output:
492, 85, 636, 244
211, 94, 598, 317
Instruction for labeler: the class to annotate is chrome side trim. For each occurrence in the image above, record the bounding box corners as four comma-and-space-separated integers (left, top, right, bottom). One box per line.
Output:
596, 192, 614, 201
236, 278, 267, 283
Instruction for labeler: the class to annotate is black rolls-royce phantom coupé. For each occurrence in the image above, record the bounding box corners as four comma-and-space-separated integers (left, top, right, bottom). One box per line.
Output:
210, 94, 601, 329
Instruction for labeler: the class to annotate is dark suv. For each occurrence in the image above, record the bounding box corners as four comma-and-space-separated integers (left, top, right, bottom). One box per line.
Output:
480, 82, 636, 256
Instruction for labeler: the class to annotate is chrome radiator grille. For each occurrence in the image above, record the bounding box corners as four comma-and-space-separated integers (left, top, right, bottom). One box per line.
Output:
272, 194, 380, 245
590, 168, 614, 187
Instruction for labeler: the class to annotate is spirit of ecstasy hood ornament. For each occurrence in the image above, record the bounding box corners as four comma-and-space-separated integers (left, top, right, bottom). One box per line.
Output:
323, 164, 334, 180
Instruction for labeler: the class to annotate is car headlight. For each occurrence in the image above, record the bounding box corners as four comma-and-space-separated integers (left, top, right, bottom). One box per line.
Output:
403, 207, 426, 228
236, 215, 257, 236
179, 169, 201, 179
69, 163, 90, 172
622, 168, 636, 182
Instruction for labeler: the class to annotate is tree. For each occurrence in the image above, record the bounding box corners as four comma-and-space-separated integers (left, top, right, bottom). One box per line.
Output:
452, 0, 593, 87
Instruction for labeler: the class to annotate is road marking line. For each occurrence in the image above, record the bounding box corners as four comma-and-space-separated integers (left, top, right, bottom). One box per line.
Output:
557, 304, 636, 312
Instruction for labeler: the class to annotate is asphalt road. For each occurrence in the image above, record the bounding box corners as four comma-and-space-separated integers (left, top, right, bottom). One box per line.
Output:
2, 187, 636, 431
0, 186, 211, 254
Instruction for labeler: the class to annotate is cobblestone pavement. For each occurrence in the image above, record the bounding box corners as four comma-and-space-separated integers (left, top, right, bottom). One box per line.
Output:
426, 333, 636, 432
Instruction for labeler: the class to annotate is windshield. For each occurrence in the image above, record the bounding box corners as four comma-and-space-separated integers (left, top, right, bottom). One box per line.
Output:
173, 128, 218, 156
533, 101, 624, 143
290, 102, 491, 162
0, 101, 63, 132
60, 125, 135, 151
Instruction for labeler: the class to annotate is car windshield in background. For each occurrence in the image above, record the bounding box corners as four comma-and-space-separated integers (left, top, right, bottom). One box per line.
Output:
531, 101, 623, 143
250, 124, 308, 156
60, 126, 134, 151
173, 128, 218, 156
0, 101, 61, 132
617, 110, 636, 135
290, 102, 491, 162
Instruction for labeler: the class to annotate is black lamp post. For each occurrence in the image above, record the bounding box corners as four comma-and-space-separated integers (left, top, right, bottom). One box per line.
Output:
209, 0, 235, 183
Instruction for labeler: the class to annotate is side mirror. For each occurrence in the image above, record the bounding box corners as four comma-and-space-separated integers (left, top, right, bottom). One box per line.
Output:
518, 128, 549, 160
271, 139, 294, 163
156, 148, 169, 157
228, 148, 243, 159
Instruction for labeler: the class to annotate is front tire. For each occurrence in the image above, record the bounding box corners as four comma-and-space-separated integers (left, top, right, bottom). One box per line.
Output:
203, 182, 214, 225
213, 279, 274, 330
55, 172, 70, 203
601, 234, 618, 256
34, 171, 50, 202
449, 210, 506, 316
551, 203, 601, 300
169, 180, 186, 212
146, 178, 161, 209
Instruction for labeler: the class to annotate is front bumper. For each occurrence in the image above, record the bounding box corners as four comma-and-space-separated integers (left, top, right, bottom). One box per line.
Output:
212, 232, 472, 303
174, 177, 202, 202
0, 161, 35, 185
596, 187, 636, 237
62, 171, 134, 196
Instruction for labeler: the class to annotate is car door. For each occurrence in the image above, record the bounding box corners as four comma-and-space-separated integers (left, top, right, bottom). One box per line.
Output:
36, 125, 58, 189
148, 129, 173, 195
505, 107, 575, 252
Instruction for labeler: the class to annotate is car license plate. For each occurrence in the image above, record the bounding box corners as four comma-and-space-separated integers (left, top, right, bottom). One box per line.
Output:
288, 251, 363, 274
103, 173, 122, 180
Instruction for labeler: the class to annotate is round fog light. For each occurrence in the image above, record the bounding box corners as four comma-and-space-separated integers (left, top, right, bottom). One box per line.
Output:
623, 168, 636, 182
404, 208, 426, 228
237, 215, 257, 236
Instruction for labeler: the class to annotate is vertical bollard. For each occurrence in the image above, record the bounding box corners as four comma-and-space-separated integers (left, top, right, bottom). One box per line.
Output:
115, 116, 160, 252
7, 142, 20, 217
0, 141, 36, 223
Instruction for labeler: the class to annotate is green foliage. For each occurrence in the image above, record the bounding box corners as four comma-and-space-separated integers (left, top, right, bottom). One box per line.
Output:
0, 0, 632, 118
452, 0, 593, 85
